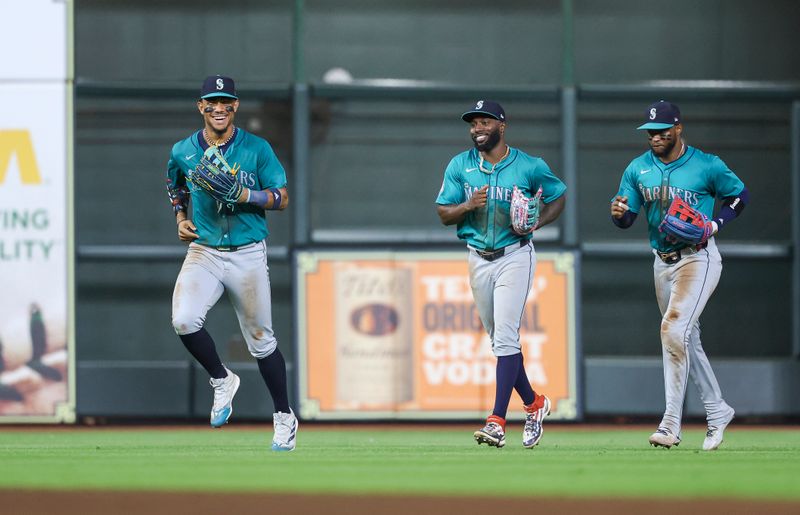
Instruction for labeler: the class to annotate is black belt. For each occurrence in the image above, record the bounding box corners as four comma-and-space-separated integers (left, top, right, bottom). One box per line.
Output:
202, 242, 257, 252
656, 241, 708, 264
475, 240, 527, 262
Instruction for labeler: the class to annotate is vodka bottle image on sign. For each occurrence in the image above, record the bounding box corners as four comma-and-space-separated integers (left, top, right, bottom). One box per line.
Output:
334, 264, 414, 409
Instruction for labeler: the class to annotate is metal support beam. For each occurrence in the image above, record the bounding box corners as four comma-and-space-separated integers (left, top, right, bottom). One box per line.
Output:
561, 87, 578, 247
792, 101, 800, 358
560, 0, 577, 247
291, 0, 310, 246
561, 0, 574, 87
292, 0, 305, 84
292, 84, 310, 246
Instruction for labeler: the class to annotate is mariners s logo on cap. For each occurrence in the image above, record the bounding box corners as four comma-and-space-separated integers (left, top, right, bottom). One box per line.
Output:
200, 75, 238, 100
638, 100, 681, 130
462, 100, 506, 123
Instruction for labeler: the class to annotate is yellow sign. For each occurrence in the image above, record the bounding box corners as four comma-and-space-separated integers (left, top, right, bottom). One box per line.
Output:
297, 250, 580, 421
0, 130, 41, 185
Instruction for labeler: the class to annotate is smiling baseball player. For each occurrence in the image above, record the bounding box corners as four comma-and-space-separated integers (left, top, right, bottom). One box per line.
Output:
436, 100, 566, 449
611, 100, 748, 451
165, 75, 297, 451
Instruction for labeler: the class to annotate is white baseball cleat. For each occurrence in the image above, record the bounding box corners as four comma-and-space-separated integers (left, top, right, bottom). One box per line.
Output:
272, 409, 298, 451
209, 367, 240, 428
522, 395, 551, 448
703, 406, 735, 451
648, 427, 681, 448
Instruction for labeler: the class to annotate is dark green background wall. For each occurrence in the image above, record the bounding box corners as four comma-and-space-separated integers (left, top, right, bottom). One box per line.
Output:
73, 0, 800, 418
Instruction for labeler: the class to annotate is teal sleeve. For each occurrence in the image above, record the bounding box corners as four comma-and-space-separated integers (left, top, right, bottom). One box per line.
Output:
258, 141, 288, 189
709, 156, 744, 199
435, 157, 464, 205
166, 147, 185, 187
614, 165, 642, 213
536, 160, 566, 203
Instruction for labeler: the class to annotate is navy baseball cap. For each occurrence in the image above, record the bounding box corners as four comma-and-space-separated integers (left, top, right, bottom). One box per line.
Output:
200, 75, 238, 100
637, 100, 681, 130
461, 100, 506, 123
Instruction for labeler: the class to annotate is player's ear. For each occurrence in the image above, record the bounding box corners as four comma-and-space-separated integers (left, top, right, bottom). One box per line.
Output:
233, 100, 240, 112
674, 123, 683, 136
197, 100, 205, 114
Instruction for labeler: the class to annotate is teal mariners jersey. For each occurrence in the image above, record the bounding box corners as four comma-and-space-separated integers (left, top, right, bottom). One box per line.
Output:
614, 145, 744, 252
436, 147, 567, 250
166, 128, 287, 248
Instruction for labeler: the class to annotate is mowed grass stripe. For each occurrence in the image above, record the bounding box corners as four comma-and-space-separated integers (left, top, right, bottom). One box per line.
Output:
0, 428, 798, 500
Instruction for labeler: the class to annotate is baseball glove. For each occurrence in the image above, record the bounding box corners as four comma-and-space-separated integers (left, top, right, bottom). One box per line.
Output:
510, 185, 543, 235
659, 197, 714, 245
190, 145, 243, 204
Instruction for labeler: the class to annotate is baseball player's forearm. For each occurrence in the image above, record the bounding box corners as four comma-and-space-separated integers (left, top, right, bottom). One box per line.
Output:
166, 182, 189, 215
610, 195, 636, 229
611, 210, 636, 229
535, 195, 566, 229
713, 187, 748, 231
437, 185, 488, 225
436, 203, 472, 225
242, 187, 289, 210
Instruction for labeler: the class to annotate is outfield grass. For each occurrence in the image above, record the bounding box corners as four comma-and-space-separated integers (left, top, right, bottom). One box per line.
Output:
0, 426, 798, 500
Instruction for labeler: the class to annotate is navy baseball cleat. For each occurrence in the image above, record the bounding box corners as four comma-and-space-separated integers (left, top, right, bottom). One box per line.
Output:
522, 394, 551, 448
209, 367, 240, 428
272, 409, 298, 451
474, 416, 506, 448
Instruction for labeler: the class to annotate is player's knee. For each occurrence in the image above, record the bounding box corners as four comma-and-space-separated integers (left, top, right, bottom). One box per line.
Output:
249, 336, 278, 359
171, 312, 204, 335
660, 320, 685, 356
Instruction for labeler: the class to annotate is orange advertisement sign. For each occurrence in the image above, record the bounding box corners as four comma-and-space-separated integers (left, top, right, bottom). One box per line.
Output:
296, 250, 579, 421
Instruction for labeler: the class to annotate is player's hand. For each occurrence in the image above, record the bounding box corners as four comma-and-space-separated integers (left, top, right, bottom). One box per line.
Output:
611, 195, 630, 219
466, 185, 489, 211
177, 219, 199, 242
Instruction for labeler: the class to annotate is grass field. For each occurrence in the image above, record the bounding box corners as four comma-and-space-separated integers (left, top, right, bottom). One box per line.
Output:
1, 425, 798, 502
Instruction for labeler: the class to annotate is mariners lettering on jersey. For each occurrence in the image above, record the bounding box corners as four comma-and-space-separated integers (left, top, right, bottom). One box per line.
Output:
237, 169, 257, 188
638, 184, 700, 206
463, 183, 513, 202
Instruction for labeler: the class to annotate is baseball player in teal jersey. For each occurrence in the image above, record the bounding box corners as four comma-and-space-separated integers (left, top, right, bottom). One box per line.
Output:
166, 75, 298, 451
611, 100, 748, 451
436, 100, 566, 449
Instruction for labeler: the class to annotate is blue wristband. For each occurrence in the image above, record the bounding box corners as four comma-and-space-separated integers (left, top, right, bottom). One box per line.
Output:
245, 188, 282, 210
246, 189, 269, 208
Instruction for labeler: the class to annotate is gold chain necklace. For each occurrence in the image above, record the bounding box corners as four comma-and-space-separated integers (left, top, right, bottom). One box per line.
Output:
203, 127, 235, 147
478, 145, 510, 174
